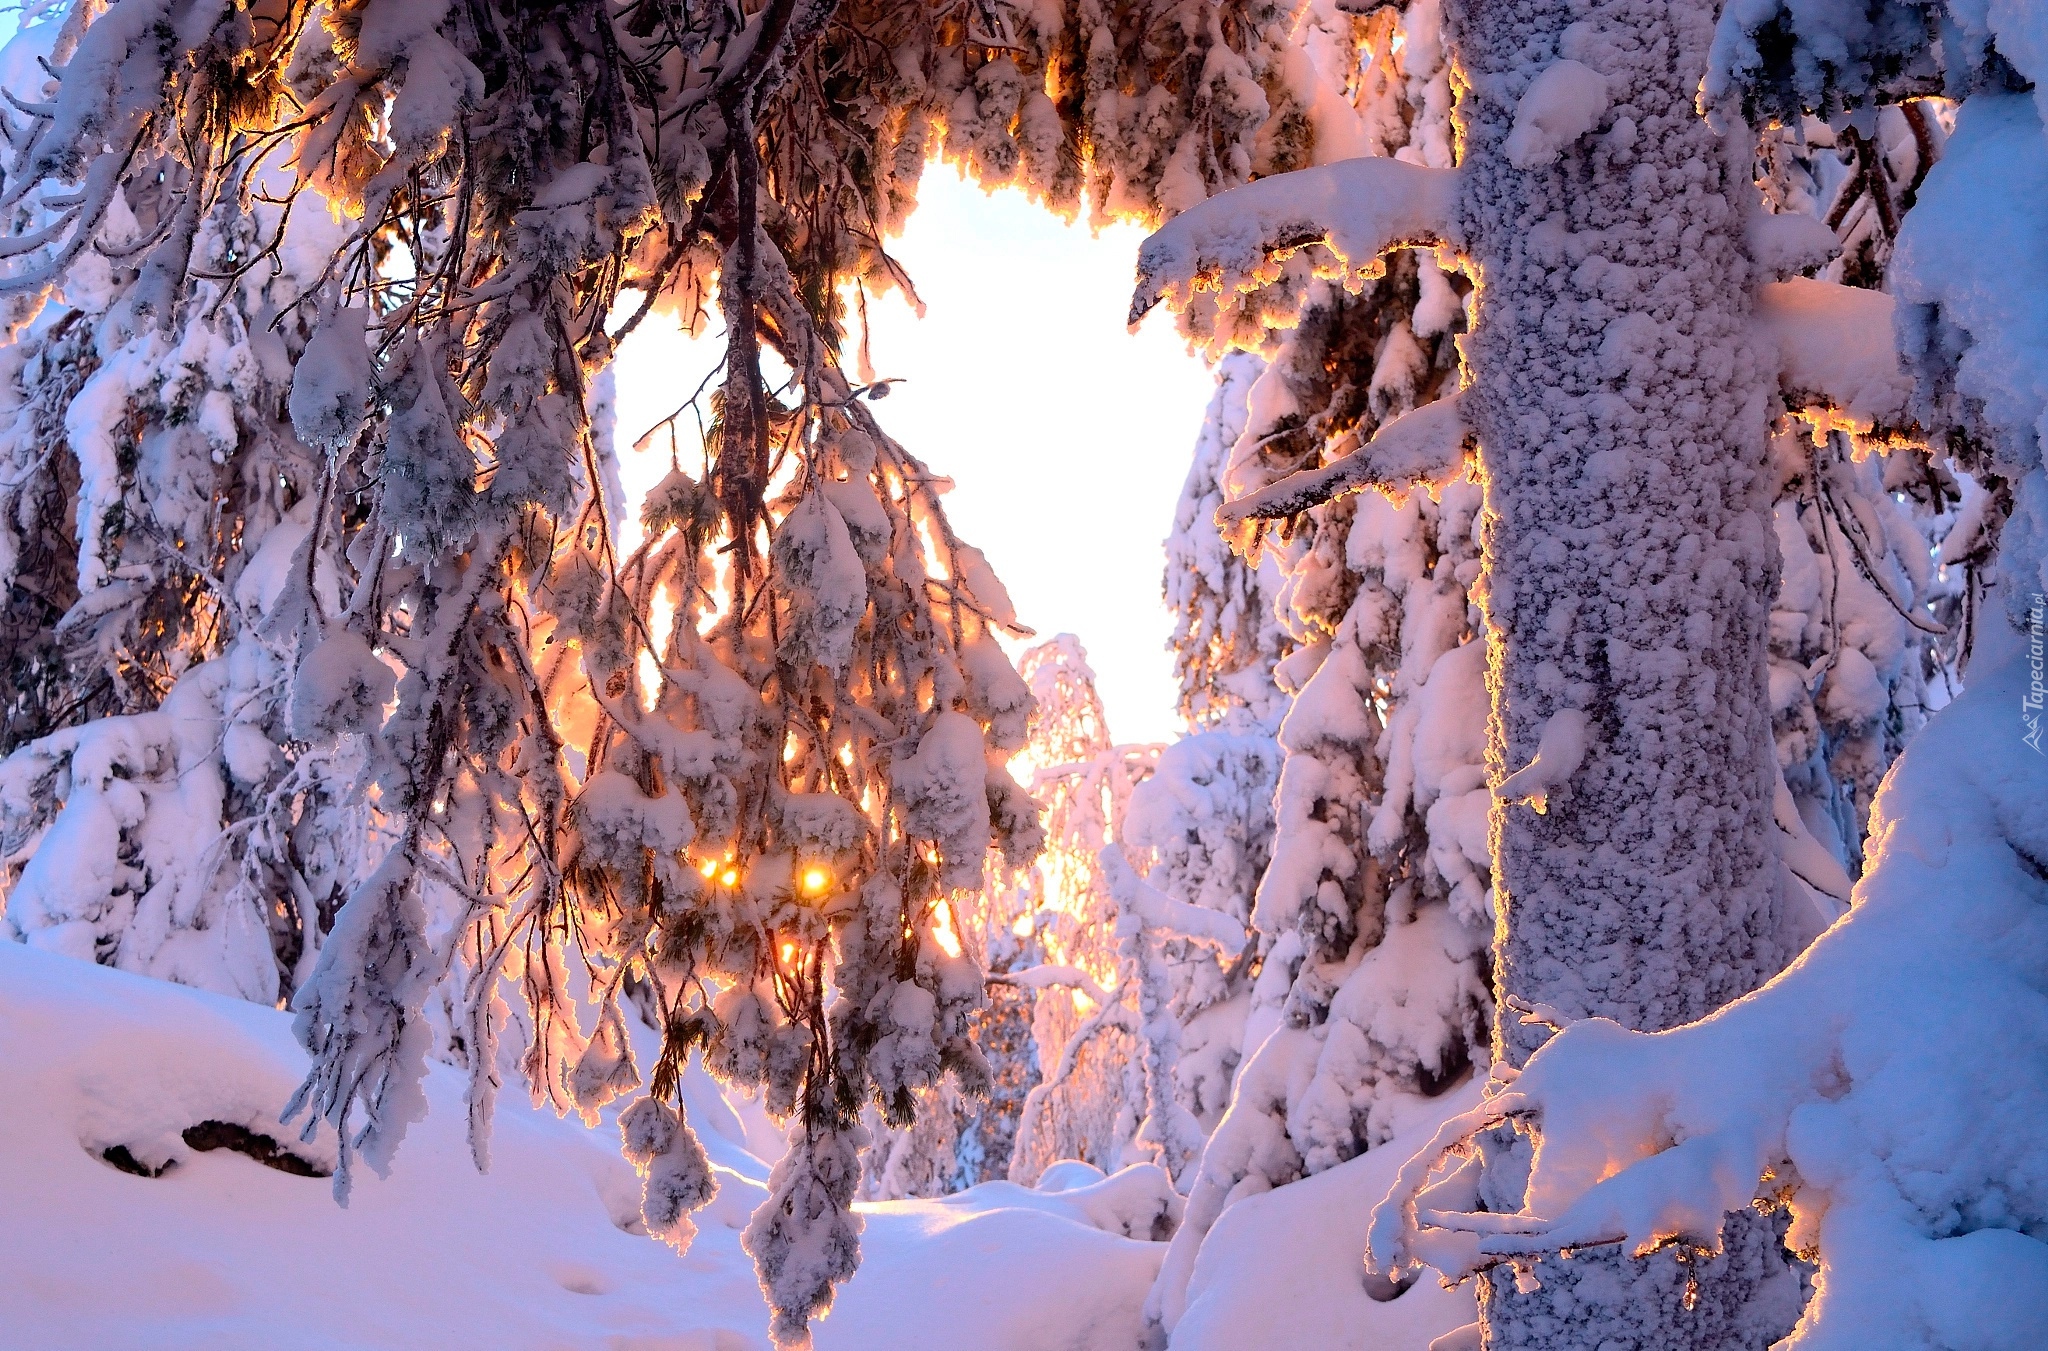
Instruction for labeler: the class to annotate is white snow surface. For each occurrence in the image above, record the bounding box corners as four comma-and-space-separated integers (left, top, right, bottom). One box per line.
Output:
0, 941, 1180, 1351
1755, 278, 1914, 435
1172, 1080, 1482, 1351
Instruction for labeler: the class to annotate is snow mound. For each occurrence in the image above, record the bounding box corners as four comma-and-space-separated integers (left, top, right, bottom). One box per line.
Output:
1172, 1081, 1480, 1350
0, 944, 1178, 1350
833, 1173, 1170, 1350
0, 942, 775, 1350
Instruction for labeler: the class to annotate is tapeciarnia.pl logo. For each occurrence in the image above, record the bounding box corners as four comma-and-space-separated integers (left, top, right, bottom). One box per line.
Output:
2026, 593, 2045, 753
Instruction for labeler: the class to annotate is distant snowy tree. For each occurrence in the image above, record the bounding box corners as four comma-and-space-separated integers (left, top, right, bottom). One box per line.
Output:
1119, 729, 1279, 1161
999, 636, 1158, 1185
988, 635, 1275, 1192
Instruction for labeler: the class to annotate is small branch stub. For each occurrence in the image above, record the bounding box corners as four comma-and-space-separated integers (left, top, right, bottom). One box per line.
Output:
1494, 709, 1591, 814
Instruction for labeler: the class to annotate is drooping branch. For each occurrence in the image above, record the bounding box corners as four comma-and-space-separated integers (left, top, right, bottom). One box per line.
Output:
988, 964, 1117, 1009
1099, 840, 1245, 951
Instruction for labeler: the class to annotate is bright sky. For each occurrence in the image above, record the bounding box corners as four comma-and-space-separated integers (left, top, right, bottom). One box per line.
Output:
609, 165, 1217, 746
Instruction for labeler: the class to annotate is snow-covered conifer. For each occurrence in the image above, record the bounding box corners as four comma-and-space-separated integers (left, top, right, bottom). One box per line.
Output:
1164, 353, 1292, 733
1127, 0, 2019, 1340
0, 0, 1367, 1329
1140, 7, 1501, 1335
5, 0, 2027, 1343
1365, 10, 2048, 1349
0, 14, 377, 1006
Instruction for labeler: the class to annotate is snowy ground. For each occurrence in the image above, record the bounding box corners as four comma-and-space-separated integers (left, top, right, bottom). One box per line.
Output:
0, 942, 1471, 1349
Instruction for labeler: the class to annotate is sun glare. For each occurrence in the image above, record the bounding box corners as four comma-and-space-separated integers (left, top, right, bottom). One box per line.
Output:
930, 898, 963, 959
605, 161, 1208, 746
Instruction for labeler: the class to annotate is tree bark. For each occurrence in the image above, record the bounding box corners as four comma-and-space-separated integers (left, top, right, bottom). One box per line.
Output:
1451, 0, 1801, 1343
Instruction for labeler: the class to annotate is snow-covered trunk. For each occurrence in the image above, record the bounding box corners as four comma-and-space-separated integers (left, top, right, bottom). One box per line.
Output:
1452, 0, 1793, 1343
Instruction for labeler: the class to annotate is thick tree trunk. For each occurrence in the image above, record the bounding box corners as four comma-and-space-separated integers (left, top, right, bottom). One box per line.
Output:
1451, 0, 1801, 1344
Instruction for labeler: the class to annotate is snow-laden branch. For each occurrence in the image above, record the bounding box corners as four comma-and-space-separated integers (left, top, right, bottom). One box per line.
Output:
988, 964, 1116, 1009
1129, 159, 1461, 325
1099, 841, 1248, 951
1215, 391, 1472, 526
1756, 278, 1916, 440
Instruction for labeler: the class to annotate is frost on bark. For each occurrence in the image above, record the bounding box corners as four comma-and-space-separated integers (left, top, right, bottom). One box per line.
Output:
1450, 1, 1796, 1342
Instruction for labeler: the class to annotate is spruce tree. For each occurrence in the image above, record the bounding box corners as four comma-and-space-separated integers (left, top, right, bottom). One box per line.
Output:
1365, 9, 2048, 1348
1129, 0, 1954, 1342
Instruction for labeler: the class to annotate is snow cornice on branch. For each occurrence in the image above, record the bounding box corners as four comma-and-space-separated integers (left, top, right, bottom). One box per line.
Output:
1177, 272, 1916, 540
1127, 158, 1463, 328
1755, 277, 1918, 444
1214, 390, 1473, 526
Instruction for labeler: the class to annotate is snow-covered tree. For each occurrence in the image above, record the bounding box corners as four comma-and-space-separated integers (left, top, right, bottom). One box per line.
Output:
1366, 9, 2048, 1349
983, 635, 1276, 1193
997, 636, 1158, 1185
1118, 729, 1280, 1157
3, 0, 2024, 1346
0, 13, 375, 1006
1751, 107, 1963, 884
0, 0, 1415, 1335
1141, 6, 1500, 1336
945, 914, 1041, 1189
1127, 0, 2006, 1342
